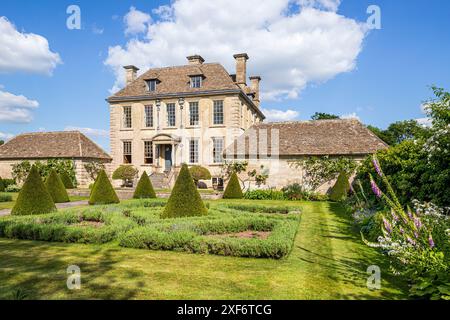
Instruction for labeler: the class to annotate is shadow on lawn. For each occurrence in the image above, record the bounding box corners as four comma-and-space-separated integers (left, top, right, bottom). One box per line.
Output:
0, 240, 142, 300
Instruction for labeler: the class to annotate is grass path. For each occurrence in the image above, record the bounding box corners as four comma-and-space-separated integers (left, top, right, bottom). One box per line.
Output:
0, 201, 407, 299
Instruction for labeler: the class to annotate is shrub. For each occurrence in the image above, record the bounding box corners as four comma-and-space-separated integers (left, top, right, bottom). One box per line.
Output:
0, 178, 4, 192
189, 165, 212, 185
197, 181, 208, 189
11, 159, 76, 185
222, 172, 243, 199
0, 194, 12, 202
5, 184, 20, 193
11, 166, 56, 216
89, 170, 120, 205
45, 170, 70, 203
1, 178, 15, 189
161, 164, 208, 218
133, 171, 156, 199
244, 189, 286, 200
112, 165, 138, 187
281, 183, 306, 200
60, 171, 75, 189
329, 172, 350, 202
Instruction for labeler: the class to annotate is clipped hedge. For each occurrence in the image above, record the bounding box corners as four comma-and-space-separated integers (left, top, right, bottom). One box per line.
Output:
45, 169, 70, 203
60, 171, 75, 189
0, 207, 136, 244
329, 172, 350, 202
223, 172, 243, 199
0, 177, 4, 192
89, 170, 120, 205
11, 166, 56, 216
133, 171, 156, 199
161, 164, 207, 218
119, 214, 301, 259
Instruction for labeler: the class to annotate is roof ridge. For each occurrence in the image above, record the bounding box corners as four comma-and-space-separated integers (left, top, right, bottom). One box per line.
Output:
78, 131, 83, 158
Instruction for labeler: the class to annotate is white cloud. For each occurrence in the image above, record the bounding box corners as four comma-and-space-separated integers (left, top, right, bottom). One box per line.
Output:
92, 25, 104, 35
0, 132, 14, 141
341, 112, 360, 121
124, 7, 152, 35
105, 0, 367, 100
296, 0, 341, 11
416, 117, 432, 127
0, 89, 39, 123
261, 108, 299, 122
0, 17, 61, 75
64, 126, 109, 138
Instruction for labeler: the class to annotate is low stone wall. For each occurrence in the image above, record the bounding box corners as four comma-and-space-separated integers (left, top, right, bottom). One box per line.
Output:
68, 189, 222, 200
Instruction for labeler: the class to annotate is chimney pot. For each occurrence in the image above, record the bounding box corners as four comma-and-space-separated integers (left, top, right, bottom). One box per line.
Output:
124, 65, 139, 86
249, 76, 261, 107
187, 55, 205, 65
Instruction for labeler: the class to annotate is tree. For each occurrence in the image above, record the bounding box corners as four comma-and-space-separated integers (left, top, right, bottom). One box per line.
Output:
133, 171, 156, 199
11, 166, 56, 215
161, 164, 208, 218
329, 172, 350, 202
0, 177, 4, 192
221, 161, 268, 191
368, 120, 429, 146
112, 165, 138, 187
0, 140, 4, 146
189, 165, 212, 186
223, 172, 243, 199
89, 170, 120, 205
367, 125, 394, 145
45, 169, 70, 203
311, 112, 340, 120
84, 161, 105, 182
11, 159, 76, 184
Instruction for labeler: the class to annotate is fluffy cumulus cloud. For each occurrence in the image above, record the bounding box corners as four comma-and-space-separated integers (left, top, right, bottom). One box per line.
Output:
261, 108, 299, 122
0, 89, 39, 123
124, 6, 152, 35
0, 17, 61, 75
64, 126, 109, 138
105, 0, 367, 99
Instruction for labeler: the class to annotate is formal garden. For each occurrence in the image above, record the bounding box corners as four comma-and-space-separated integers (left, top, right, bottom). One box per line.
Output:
0, 87, 448, 300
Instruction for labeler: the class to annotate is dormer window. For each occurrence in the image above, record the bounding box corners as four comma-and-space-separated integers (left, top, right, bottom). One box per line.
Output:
146, 79, 158, 92
190, 75, 202, 88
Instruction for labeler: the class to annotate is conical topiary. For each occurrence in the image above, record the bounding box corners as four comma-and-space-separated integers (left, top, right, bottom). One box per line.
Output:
133, 171, 156, 199
89, 170, 120, 205
223, 172, 243, 199
60, 171, 75, 189
11, 166, 56, 215
45, 169, 70, 203
161, 164, 207, 218
0, 176, 4, 192
329, 171, 350, 202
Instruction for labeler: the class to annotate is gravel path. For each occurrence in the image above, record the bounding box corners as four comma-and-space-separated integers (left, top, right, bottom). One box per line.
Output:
0, 200, 88, 217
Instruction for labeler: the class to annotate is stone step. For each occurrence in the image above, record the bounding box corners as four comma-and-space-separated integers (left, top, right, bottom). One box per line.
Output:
150, 173, 169, 189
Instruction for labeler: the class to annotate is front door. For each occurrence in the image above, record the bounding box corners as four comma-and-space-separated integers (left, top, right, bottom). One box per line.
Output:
164, 145, 172, 172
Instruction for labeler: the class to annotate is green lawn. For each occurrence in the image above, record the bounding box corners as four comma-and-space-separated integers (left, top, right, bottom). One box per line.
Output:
0, 193, 88, 210
0, 200, 407, 299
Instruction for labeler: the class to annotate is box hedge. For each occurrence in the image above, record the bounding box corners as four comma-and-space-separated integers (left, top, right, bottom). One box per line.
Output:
89, 170, 120, 205
60, 171, 75, 189
161, 164, 208, 218
223, 172, 243, 199
11, 166, 56, 216
45, 169, 70, 203
133, 171, 156, 199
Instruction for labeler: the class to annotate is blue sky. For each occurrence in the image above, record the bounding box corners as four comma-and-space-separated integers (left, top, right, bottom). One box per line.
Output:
1, 0, 449, 151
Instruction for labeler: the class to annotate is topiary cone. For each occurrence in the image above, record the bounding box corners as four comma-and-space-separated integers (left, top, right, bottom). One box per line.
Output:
89, 170, 120, 205
133, 171, 157, 199
161, 164, 207, 218
11, 166, 56, 215
45, 169, 70, 203
60, 171, 75, 189
223, 171, 243, 199
329, 171, 350, 202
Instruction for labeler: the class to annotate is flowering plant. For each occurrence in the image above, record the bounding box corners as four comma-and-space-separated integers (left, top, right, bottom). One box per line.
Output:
364, 155, 450, 299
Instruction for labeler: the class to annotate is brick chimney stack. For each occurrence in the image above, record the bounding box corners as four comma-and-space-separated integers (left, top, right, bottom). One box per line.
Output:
233, 53, 249, 89
249, 76, 261, 107
187, 55, 205, 65
124, 65, 139, 86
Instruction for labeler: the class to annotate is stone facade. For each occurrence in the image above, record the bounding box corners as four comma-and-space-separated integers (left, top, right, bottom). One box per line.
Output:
108, 54, 264, 187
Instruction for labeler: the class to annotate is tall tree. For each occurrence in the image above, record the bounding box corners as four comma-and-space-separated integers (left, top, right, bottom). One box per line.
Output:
311, 112, 340, 120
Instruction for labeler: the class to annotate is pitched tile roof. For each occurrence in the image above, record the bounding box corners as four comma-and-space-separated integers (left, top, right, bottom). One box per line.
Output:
0, 131, 111, 160
225, 119, 389, 157
110, 63, 239, 98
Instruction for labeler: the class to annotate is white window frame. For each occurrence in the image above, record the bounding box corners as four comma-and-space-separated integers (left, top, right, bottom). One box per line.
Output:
144, 105, 154, 128
123, 106, 132, 129
147, 80, 157, 92
213, 100, 224, 125
190, 76, 202, 88
189, 102, 199, 126
166, 103, 176, 127
188, 138, 199, 164
144, 141, 153, 164
123, 140, 132, 163
212, 137, 224, 163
